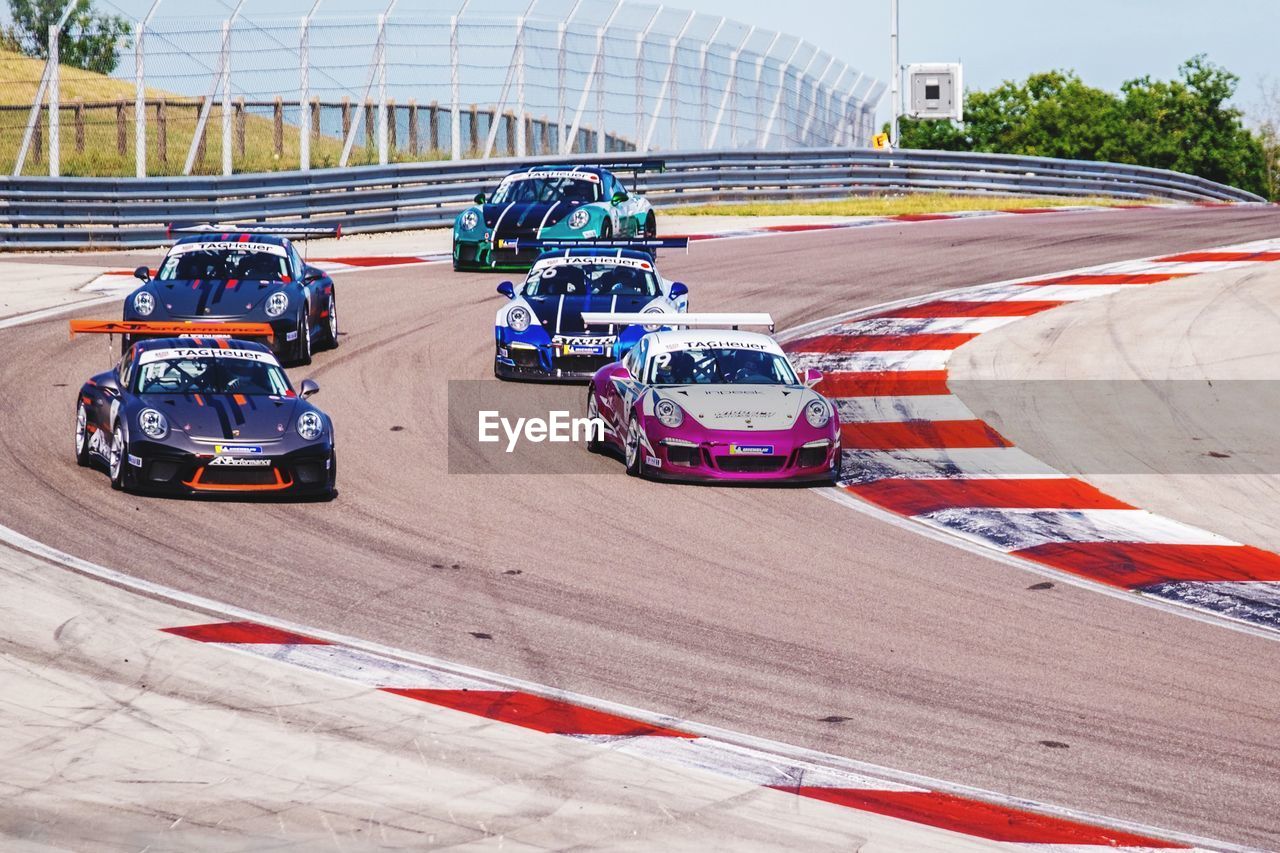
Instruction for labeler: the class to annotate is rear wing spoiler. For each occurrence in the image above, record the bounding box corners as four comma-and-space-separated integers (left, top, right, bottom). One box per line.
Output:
581, 312, 775, 333
497, 237, 689, 252
167, 222, 342, 240
69, 319, 275, 341
583, 159, 665, 174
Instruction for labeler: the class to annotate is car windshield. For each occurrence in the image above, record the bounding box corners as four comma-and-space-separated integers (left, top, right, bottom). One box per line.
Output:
157, 249, 291, 282
649, 348, 799, 385
491, 175, 601, 204
524, 263, 660, 297
135, 354, 293, 396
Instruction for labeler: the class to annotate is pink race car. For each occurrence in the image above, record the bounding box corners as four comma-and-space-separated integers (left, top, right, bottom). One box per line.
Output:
583, 313, 841, 482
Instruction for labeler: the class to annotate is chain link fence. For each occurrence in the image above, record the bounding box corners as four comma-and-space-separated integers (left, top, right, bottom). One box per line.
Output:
0, 0, 884, 178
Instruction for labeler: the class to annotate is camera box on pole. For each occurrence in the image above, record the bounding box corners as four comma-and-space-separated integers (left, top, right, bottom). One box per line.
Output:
905, 63, 962, 121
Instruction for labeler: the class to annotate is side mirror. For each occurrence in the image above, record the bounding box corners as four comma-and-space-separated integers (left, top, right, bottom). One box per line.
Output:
802, 368, 824, 389
668, 281, 688, 298
496, 281, 515, 299
303, 268, 324, 284
610, 190, 628, 205
133, 265, 150, 282
474, 192, 486, 205
299, 378, 320, 399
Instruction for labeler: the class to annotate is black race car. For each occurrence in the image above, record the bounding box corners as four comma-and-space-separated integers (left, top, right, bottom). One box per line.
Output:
73, 330, 336, 498
123, 227, 339, 366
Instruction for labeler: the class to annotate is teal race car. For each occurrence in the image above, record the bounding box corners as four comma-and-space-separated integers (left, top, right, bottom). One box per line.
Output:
453, 163, 660, 272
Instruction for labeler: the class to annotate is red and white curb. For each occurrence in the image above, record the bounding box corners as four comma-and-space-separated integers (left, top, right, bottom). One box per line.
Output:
156, 618, 1221, 851
782, 239, 1280, 633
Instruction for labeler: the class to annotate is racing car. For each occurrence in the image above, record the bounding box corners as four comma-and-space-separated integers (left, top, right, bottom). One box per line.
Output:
494, 239, 690, 381
122, 225, 340, 366
71, 322, 336, 498
453, 162, 661, 271
583, 314, 842, 482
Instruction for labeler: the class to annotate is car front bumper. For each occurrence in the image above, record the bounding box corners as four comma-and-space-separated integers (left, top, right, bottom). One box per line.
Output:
126, 440, 335, 497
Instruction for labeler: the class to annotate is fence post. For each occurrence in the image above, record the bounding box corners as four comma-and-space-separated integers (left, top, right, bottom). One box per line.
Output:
116, 100, 127, 156
468, 104, 478, 153
408, 99, 419, 154
555, 0, 583, 159
311, 98, 320, 140
429, 100, 439, 151
32, 113, 42, 165
365, 101, 375, 151
708, 27, 753, 149
299, 13, 310, 170
450, 0, 472, 160
388, 99, 397, 154
157, 99, 167, 167
48, 23, 60, 177
633, 7, 661, 149
698, 17, 725, 148
73, 99, 84, 153
341, 97, 351, 138
273, 97, 284, 158
514, 13, 526, 158
196, 98, 207, 165
221, 19, 234, 174
235, 97, 246, 160
540, 114, 550, 154
376, 11, 388, 164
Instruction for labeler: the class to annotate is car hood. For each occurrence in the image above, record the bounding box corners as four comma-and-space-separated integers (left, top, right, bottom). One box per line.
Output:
484, 201, 581, 234
527, 293, 652, 335
657, 385, 807, 431
145, 393, 302, 441
141, 279, 281, 319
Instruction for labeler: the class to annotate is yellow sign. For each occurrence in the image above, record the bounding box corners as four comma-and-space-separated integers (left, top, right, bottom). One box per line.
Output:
873, 133, 892, 150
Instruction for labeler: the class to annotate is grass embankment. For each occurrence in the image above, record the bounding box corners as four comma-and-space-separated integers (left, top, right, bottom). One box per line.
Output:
0, 49, 441, 176
675, 194, 1153, 217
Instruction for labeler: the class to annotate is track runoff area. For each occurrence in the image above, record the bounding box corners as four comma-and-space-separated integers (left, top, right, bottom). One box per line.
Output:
3, 202, 1280, 850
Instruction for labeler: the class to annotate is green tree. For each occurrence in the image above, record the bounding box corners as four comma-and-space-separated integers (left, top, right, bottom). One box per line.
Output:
6, 0, 131, 75
896, 56, 1272, 198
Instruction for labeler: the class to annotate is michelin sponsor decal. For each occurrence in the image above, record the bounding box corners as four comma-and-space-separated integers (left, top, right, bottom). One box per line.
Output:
213, 444, 263, 455
729, 444, 774, 456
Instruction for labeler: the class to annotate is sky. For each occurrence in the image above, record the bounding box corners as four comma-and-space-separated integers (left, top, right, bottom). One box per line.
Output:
681, 0, 1278, 125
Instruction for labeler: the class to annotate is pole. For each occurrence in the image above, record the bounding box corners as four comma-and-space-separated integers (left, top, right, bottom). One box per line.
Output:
634, 5, 663, 149
450, 0, 472, 159
556, 0, 584, 155
697, 17, 725, 149
220, 19, 233, 175
134, 1, 163, 178
300, 0, 323, 172
890, 0, 899, 146
376, 13, 388, 164
48, 23, 60, 177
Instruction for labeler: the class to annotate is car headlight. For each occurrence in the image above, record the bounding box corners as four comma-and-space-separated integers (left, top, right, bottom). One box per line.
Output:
138, 407, 168, 439
654, 398, 683, 428
568, 208, 590, 230
133, 290, 155, 316
461, 209, 479, 231
265, 291, 289, 318
642, 306, 670, 332
804, 398, 831, 428
508, 306, 531, 332
297, 411, 324, 441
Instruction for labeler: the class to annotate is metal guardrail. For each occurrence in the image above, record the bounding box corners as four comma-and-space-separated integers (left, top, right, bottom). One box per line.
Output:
0, 148, 1265, 249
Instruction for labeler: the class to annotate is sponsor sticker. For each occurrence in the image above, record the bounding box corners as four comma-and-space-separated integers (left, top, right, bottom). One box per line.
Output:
562, 344, 606, 356
139, 347, 277, 365
128, 453, 143, 468
729, 444, 774, 456
208, 456, 272, 467
169, 241, 287, 257
213, 444, 263, 454
645, 455, 663, 468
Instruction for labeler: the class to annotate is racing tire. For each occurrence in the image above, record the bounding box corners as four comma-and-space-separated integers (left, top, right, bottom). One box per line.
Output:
830, 444, 844, 484
624, 414, 645, 478
293, 307, 313, 367
643, 213, 656, 239
108, 419, 130, 491
600, 220, 613, 240
317, 292, 339, 351
74, 402, 92, 467
326, 449, 338, 498
585, 388, 604, 454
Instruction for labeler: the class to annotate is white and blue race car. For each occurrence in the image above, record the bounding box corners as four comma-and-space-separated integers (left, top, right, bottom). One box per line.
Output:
493, 240, 689, 381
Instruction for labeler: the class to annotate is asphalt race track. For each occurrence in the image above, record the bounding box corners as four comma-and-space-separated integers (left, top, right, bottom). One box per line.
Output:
2, 207, 1279, 847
